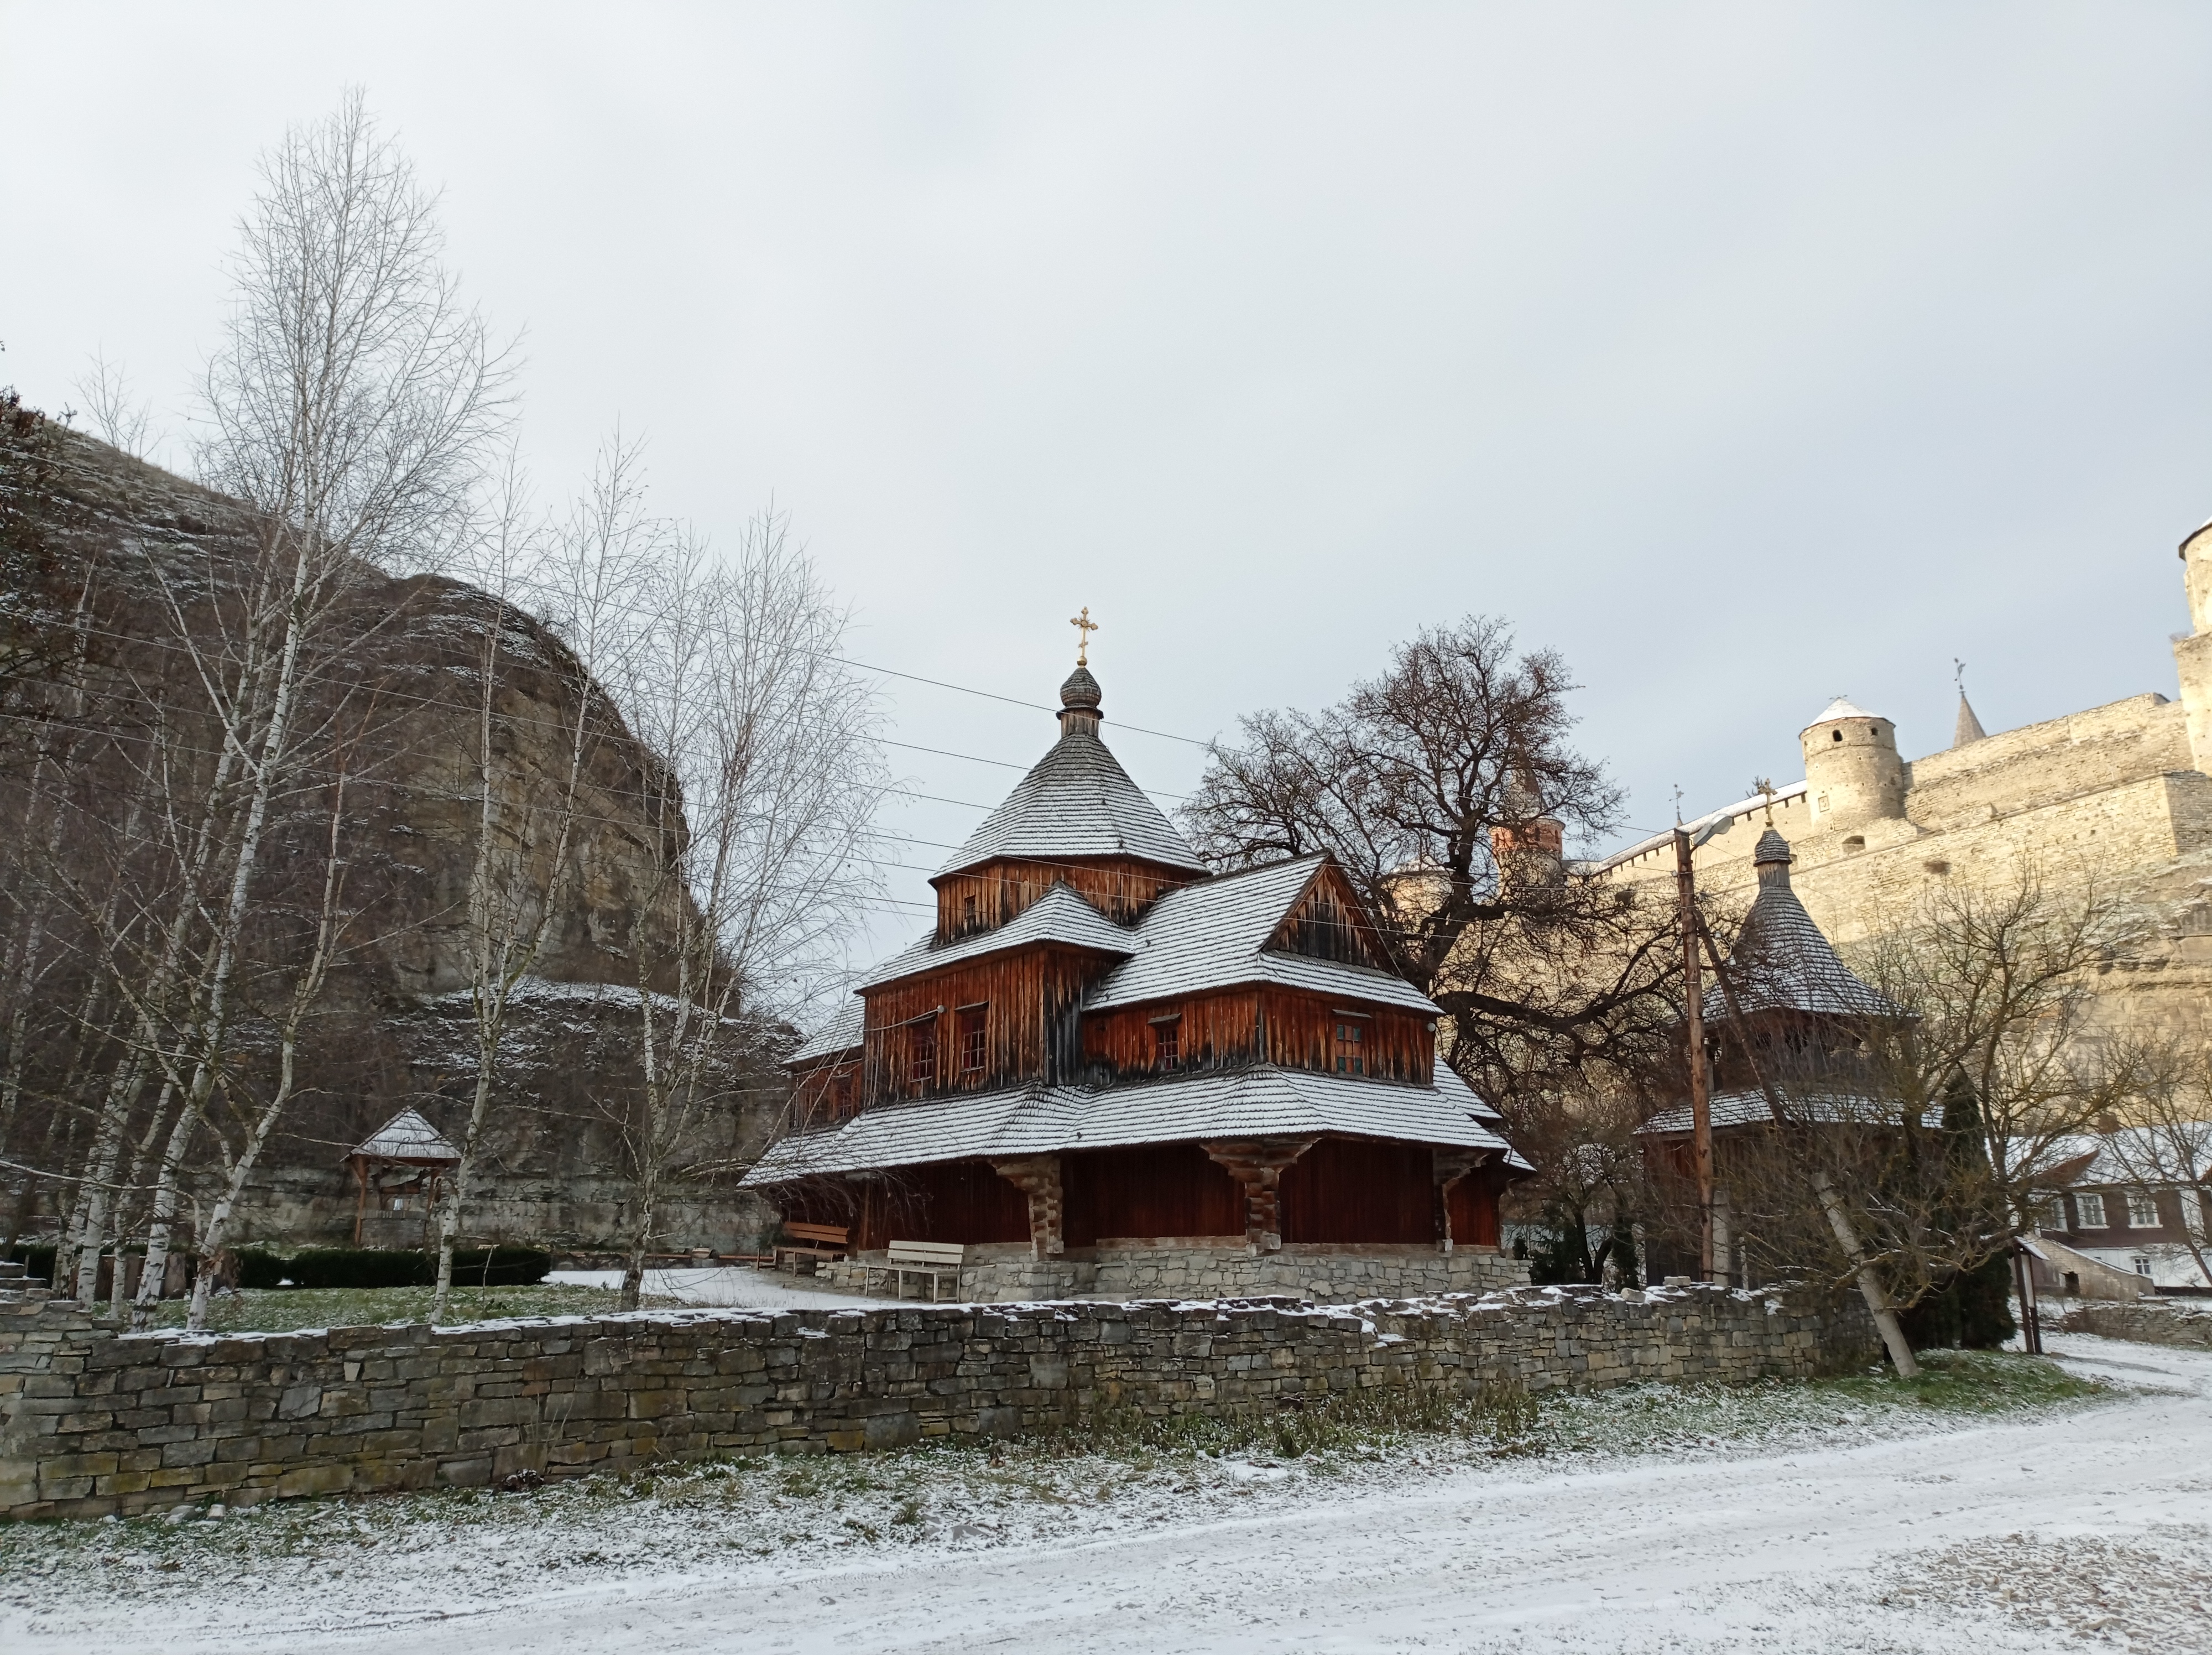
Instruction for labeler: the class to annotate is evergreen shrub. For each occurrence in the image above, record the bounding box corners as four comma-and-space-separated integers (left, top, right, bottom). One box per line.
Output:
233, 1246, 551, 1290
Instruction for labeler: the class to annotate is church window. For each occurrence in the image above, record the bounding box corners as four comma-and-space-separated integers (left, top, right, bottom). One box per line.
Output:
908, 1022, 938, 1086
1334, 1021, 1365, 1075
1153, 1019, 1180, 1068
2073, 1191, 2106, 1228
833, 1070, 855, 1120
2126, 1191, 2160, 1228
958, 1006, 988, 1074
962, 893, 977, 927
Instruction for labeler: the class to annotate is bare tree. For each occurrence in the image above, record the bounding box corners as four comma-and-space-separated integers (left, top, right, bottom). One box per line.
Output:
608, 508, 884, 1309
2101, 1067, 2212, 1286
88, 89, 512, 1329
428, 443, 643, 1323
72, 351, 155, 460
1683, 863, 2154, 1371
1181, 615, 1681, 1104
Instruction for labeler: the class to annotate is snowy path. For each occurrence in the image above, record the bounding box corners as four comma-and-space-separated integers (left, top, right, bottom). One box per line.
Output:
15, 1336, 2211, 1654
546, 1267, 861, 1310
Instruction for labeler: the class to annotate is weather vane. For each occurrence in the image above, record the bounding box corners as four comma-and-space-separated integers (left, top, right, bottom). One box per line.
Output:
1070, 605, 1099, 667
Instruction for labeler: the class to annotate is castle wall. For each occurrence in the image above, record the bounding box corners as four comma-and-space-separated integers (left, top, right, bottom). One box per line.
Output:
1605, 694, 2212, 1048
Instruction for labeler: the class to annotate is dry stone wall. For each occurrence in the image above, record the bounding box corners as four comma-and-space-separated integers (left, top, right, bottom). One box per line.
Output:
0, 1279, 1869, 1522
822, 1242, 1529, 1303
2059, 1298, 2212, 1350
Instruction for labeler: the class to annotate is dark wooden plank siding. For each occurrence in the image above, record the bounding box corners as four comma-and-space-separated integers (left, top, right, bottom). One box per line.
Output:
1279, 1138, 1436, 1245
1062, 1143, 1245, 1246
859, 946, 1115, 1104
1446, 1167, 1504, 1248
933, 856, 1192, 939
1082, 990, 1433, 1084
1267, 863, 1390, 967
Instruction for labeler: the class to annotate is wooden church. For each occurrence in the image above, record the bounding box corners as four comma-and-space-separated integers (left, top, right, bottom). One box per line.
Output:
742, 639, 1528, 1281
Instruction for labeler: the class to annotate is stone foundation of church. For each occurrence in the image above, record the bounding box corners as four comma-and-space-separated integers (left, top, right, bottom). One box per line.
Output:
1, 1278, 1867, 1521
818, 1240, 1529, 1303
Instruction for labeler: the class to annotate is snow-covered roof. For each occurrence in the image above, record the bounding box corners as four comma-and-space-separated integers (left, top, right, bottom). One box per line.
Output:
742, 1057, 1528, 1185
1638, 1088, 1936, 1135
1588, 780, 1811, 874
1086, 854, 1437, 1016
1707, 831, 1899, 1021
2033, 1128, 2212, 1189
787, 996, 866, 1066
856, 882, 1137, 991
350, 1107, 460, 1164
935, 723, 1207, 878
1806, 696, 1880, 726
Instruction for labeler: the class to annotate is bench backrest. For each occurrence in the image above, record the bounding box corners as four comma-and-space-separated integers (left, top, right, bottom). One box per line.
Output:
784, 1222, 849, 1246
885, 1240, 967, 1267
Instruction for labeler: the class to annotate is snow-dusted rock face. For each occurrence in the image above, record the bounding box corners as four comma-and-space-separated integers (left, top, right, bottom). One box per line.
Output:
0, 424, 782, 1252
0, 1281, 1873, 1521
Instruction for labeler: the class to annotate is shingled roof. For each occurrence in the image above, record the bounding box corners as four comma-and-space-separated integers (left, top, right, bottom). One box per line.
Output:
855, 881, 1138, 991
1707, 828, 1899, 1019
1087, 853, 1436, 1015
349, 1107, 460, 1165
740, 1056, 1528, 1185
934, 670, 1207, 878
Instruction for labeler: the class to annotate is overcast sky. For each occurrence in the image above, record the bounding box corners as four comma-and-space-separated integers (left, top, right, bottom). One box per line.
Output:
6, 4, 2212, 968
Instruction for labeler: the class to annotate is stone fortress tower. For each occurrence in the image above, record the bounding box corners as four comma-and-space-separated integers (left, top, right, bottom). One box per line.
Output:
1600, 517, 2212, 1045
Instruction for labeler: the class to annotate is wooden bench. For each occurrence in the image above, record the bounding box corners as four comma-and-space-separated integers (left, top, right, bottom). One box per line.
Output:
863, 1240, 969, 1303
773, 1222, 851, 1273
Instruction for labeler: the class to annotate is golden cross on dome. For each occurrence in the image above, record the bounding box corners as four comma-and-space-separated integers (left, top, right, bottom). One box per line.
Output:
1070, 605, 1099, 667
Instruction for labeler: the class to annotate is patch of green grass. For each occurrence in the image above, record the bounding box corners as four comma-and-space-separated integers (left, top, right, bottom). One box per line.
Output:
142, 1283, 671, 1334
1812, 1349, 2101, 1414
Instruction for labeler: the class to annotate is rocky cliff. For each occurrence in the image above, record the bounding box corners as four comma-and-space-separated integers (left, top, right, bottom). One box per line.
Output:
0, 403, 784, 1253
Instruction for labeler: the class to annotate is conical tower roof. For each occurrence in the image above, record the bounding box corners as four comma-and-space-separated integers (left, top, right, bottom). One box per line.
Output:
1705, 829, 1898, 1019
934, 668, 1208, 879
1953, 691, 1986, 747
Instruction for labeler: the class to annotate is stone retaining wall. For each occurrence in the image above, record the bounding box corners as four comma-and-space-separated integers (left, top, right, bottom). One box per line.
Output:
820, 1242, 1529, 1303
0, 1280, 1871, 1523
2058, 1298, 2212, 1350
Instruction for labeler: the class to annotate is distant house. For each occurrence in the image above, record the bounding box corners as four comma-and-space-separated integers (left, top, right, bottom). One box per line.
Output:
2028, 1130, 2212, 1293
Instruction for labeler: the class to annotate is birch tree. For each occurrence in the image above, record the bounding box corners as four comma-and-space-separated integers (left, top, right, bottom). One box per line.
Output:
609, 509, 884, 1309
93, 89, 508, 1326
427, 443, 644, 1323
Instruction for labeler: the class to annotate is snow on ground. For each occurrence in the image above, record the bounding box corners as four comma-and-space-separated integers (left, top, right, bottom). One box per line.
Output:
3, 1336, 2206, 1654
545, 1266, 858, 1309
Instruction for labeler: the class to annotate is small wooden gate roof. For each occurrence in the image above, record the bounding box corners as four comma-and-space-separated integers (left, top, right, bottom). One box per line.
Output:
348, 1107, 460, 1167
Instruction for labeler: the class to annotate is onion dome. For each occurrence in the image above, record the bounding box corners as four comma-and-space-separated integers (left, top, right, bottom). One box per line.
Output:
1060, 665, 1102, 711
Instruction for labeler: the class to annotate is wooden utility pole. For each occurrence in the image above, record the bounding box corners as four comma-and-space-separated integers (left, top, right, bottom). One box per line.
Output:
1674, 825, 1713, 1282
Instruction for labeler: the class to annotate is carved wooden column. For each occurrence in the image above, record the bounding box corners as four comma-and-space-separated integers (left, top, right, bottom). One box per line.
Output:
1432, 1148, 1493, 1254
991, 1155, 1064, 1258
1201, 1138, 1317, 1253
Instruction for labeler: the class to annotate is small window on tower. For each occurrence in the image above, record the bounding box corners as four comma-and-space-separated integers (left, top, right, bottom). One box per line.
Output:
962, 893, 977, 927
833, 1070, 855, 1120
959, 1007, 987, 1074
1154, 1021, 1180, 1069
909, 1022, 938, 1086
1334, 1021, 1365, 1075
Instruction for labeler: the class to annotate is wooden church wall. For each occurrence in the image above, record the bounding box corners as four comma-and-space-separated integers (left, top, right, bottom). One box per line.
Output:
787, 1056, 861, 1130
1061, 1143, 1245, 1247
1445, 1165, 1505, 1248
932, 856, 1191, 939
1081, 989, 1433, 1082
859, 946, 1114, 1103
1278, 1138, 1437, 1245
